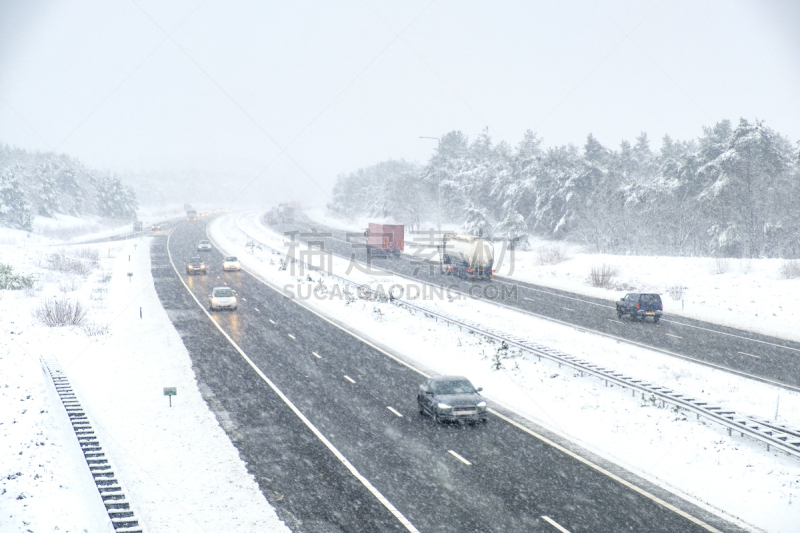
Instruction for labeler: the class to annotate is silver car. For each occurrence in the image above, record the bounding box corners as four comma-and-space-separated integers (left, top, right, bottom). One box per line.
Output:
209, 287, 237, 311
197, 240, 212, 251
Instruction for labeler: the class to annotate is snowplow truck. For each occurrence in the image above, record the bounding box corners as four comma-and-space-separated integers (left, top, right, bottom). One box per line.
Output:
365, 223, 404, 256
438, 233, 494, 280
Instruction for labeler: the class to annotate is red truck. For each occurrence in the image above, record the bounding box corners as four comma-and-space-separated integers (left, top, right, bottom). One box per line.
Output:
365, 223, 404, 256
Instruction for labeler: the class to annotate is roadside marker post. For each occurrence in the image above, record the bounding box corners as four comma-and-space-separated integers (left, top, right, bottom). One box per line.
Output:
127, 272, 133, 283
164, 387, 177, 407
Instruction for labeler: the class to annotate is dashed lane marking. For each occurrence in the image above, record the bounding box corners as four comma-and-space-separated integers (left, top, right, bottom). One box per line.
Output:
387, 406, 403, 418
312, 352, 322, 359
738, 351, 760, 359
288, 333, 295, 340
344, 375, 356, 384
448, 450, 472, 465
665, 333, 682, 339
563, 307, 574, 312
167, 229, 421, 533
269, 319, 276, 324
254, 308, 260, 312
541, 516, 571, 533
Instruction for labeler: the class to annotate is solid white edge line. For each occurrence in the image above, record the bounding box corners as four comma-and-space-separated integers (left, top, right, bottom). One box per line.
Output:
447, 450, 472, 466
663, 318, 800, 353
541, 515, 571, 533
487, 408, 723, 533
207, 216, 724, 532
344, 375, 356, 384
387, 406, 403, 418
167, 227, 421, 533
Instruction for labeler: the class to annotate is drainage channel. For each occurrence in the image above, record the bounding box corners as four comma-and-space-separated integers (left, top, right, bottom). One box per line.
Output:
41, 356, 145, 532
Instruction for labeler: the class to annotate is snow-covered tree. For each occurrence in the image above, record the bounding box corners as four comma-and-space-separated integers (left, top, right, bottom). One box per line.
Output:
0, 167, 33, 230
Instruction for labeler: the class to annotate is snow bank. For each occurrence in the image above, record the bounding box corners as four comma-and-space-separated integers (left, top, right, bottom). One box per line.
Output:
0, 227, 289, 532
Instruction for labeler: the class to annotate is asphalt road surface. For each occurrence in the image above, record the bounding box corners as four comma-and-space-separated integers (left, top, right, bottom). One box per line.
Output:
148, 219, 747, 533
263, 214, 800, 392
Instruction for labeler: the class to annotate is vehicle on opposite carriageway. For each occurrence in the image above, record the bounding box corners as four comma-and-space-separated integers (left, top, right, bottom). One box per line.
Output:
616, 293, 663, 323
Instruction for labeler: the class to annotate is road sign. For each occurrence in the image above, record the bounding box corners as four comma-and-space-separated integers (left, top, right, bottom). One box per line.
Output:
164, 387, 176, 407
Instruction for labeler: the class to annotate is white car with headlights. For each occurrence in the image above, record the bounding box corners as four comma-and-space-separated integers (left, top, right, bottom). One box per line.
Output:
209, 287, 237, 311
222, 256, 241, 271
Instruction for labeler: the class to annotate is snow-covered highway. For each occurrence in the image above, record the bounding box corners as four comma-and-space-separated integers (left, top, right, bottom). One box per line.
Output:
154, 218, 747, 532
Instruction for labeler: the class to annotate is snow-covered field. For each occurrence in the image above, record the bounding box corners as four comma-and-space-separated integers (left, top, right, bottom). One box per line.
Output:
216, 209, 800, 533
305, 206, 800, 343
0, 225, 289, 532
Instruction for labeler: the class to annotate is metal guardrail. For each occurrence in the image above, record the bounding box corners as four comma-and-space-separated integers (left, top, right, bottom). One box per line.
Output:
41, 356, 146, 532
229, 216, 800, 459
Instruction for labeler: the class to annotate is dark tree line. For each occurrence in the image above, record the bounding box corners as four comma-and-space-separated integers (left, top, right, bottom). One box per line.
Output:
328, 119, 800, 258
0, 145, 138, 231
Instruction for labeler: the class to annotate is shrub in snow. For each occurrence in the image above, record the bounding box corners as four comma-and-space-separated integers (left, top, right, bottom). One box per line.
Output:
45, 252, 93, 276
536, 245, 568, 265
780, 259, 800, 279
714, 256, 730, 275
82, 322, 109, 336
589, 263, 618, 288
0, 264, 36, 290
34, 298, 87, 327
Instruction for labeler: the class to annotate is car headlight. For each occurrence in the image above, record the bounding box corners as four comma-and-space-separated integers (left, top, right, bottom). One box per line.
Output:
437, 402, 452, 409
477, 401, 487, 408
200, 264, 205, 268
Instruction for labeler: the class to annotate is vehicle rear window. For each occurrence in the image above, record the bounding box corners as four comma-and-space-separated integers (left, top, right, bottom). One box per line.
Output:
214, 288, 234, 297
225, 257, 238, 262
640, 294, 661, 304
433, 380, 475, 394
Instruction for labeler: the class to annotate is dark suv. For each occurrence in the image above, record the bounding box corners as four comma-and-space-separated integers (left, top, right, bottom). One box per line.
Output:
616, 293, 663, 323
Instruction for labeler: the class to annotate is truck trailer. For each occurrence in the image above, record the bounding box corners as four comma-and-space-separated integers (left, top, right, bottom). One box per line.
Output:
265, 207, 280, 224
365, 223, 404, 256
438, 233, 494, 280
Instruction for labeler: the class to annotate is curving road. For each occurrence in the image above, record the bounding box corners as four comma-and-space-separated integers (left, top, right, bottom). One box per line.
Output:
148, 218, 746, 533
262, 213, 800, 392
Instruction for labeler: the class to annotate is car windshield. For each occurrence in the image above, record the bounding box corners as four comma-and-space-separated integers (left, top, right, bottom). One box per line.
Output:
214, 288, 234, 297
433, 380, 475, 394
189, 258, 202, 265
225, 257, 237, 262
200, 241, 209, 244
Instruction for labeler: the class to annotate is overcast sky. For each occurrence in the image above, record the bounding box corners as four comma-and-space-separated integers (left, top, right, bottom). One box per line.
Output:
1, 0, 799, 207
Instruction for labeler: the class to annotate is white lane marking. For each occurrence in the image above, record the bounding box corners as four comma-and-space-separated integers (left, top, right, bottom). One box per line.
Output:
524, 297, 534, 301
204, 222, 726, 529
387, 406, 403, 418
344, 375, 356, 384
738, 351, 761, 359
562, 307, 574, 312
254, 308, 260, 312
664, 318, 800, 353
665, 333, 682, 339
242, 297, 246, 301
607, 319, 621, 323
288, 333, 295, 340
488, 409, 723, 533
167, 230, 421, 533
448, 450, 472, 465
269, 319, 276, 324
541, 515, 571, 533
312, 351, 322, 359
